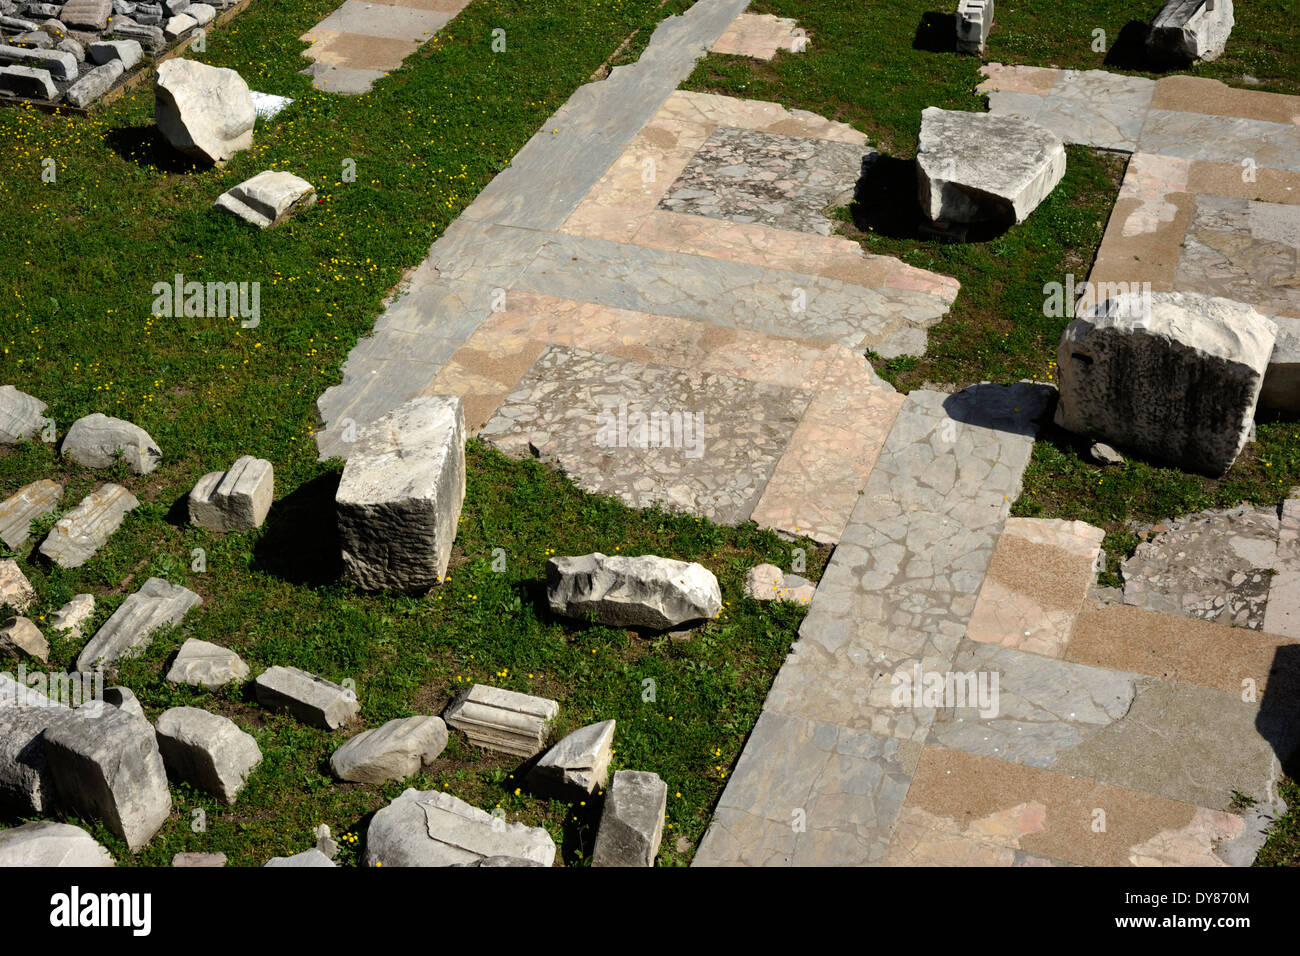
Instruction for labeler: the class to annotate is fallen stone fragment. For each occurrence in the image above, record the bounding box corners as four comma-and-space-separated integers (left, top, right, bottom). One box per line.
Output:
443, 683, 558, 757
547, 553, 722, 630
0, 616, 48, 663
38, 483, 139, 569
104, 686, 145, 719
132, 3, 164, 25
214, 170, 316, 229
336, 396, 466, 592
455, 855, 548, 867
1261, 316, 1300, 415
155, 706, 261, 804
329, 715, 448, 785
0, 62, 57, 99
916, 106, 1065, 225
254, 665, 358, 729
592, 770, 667, 867
163, 12, 195, 37
56, 37, 85, 63
112, 21, 164, 49
65, 58, 123, 107
1054, 291, 1275, 477
88, 38, 142, 68
249, 89, 291, 119
166, 637, 249, 688
314, 823, 338, 859
187, 455, 274, 530
61, 413, 161, 473
742, 563, 816, 603
364, 788, 556, 867
9, 30, 54, 48
0, 673, 82, 814
0, 559, 36, 612
173, 851, 226, 866
955, 0, 993, 55
264, 848, 336, 867
154, 57, 255, 164
75, 576, 202, 672
49, 593, 95, 640
0, 821, 114, 867
161, 0, 189, 14
528, 719, 615, 799
60, 0, 113, 30
187, 2, 214, 24
0, 385, 48, 444
0, 42, 77, 78
1089, 441, 1125, 466
43, 705, 172, 851
1147, 0, 1233, 64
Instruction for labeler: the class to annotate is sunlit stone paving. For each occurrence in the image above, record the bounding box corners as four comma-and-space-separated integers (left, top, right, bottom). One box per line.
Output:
2, 0, 1299, 884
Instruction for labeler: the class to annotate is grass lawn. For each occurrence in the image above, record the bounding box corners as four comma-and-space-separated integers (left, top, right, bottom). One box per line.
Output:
682, 0, 1300, 862
0, 0, 830, 866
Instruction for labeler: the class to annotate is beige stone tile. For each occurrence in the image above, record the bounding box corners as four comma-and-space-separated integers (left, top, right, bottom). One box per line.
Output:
977, 63, 1061, 95
667, 90, 867, 144
300, 31, 424, 70
711, 12, 806, 61
1152, 75, 1300, 127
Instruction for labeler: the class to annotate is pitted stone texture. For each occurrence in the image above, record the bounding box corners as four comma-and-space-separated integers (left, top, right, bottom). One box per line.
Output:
155, 706, 261, 804
329, 715, 448, 785
43, 706, 172, 851
38, 482, 139, 569
188, 455, 274, 531
0, 821, 114, 867
1121, 505, 1279, 629
364, 788, 556, 867
0, 616, 48, 663
482, 346, 805, 526
49, 593, 94, 640
443, 683, 558, 758
966, 517, 1105, 657
1054, 291, 1275, 476
657, 126, 865, 236
0, 674, 82, 814
214, 171, 316, 229
695, 711, 920, 866
0, 385, 48, 444
528, 719, 615, 798
1147, 0, 1234, 64
254, 665, 358, 730
547, 553, 722, 630
165, 637, 249, 688
336, 395, 466, 592
76, 577, 202, 672
592, 769, 667, 867
0, 481, 59, 548
154, 58, 255, 164
61, 414, 161, 474
916, 108, 1065, 224
0, 559, 36, 612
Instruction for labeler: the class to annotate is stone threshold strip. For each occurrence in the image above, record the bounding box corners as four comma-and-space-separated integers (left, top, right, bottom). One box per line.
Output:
316, 0, 959, 545
695, 383, 1296, 866
980, 65, 1300, 414
298, 0, 472, 94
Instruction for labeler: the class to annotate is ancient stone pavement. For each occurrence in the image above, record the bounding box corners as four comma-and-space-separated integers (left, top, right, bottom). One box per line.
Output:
316, 0, 1300, 866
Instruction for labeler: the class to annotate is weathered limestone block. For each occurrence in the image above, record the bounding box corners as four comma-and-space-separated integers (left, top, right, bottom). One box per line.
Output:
0, 42, 77, 78
264, 848, 337, 867
0, 63, 57, 99
162, 12, 195, 37
0, 479, 61, 549
0, 385, 48, 444
61, 413, 161, 473
364, 788, 556, 867
214, 170, 316, 228
1054, 291, 1275, 476
112, 21, 164, 49
0, 821, 114, 866
65, 58, 123, 107
49, 593, 95, 640
187, 2, 215, 24
1147, 0, 1233, 64
1261, 315, 1300, 415
527, 719, 615, 798
547, 553, 722, 630
154, 58, 255, 164
254, 665, 358, 729
955, 0, 993, 55
155, 706, 261, 804
443, 684, 558, 757
88, 38, 142, 68
104, 686, 145, 719
916, 107, 1065, 224
165, 637, 248, 688
38, 483, 139, 568
336, 396, 466, 592
742, 563, 816, 604
0, 674, 82, 814
592, 770, 667, 867
59, 0, 113, 30
329, 715, 448, 785
0, 616, 48, 663
75, 576, 202, 672
187, 455, 273, 531
0, 559, 36, 612
43, 706, 172, 851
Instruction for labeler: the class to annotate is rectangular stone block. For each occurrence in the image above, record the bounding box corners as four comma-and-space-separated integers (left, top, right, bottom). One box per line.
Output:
254, 665, 359, 729
75, 577, 202, 672
443, 683, 558, 757
955, 0, 993, 55
38, 482, 139, 569
0, 479, 61, 549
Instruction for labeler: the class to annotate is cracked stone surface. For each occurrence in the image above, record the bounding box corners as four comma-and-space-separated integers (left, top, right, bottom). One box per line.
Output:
657, 126, 865, 235
710, 12, 806, 60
